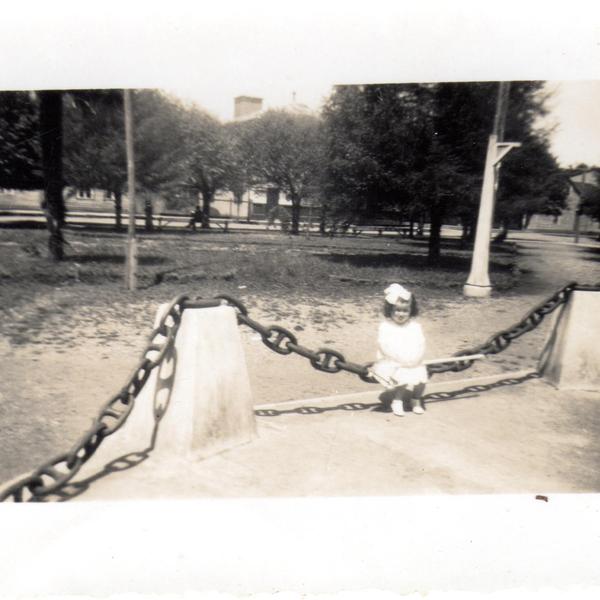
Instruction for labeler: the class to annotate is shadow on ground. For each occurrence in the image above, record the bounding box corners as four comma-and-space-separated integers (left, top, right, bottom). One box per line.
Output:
254, 372, 539, 417
320, 252, 513, 272
64, 254, 168, 266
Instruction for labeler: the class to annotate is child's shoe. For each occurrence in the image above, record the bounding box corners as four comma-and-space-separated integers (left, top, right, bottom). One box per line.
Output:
412, 404, 425, 415
391, 399, 405, 416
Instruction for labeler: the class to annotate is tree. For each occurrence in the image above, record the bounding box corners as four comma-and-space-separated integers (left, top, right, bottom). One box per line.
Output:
63, 91, 127, 230
243, 109, 325, 235
2, 89, 188, 256
570, 169, 600, 223
64, 90, 188, 233
0, 91, 42, 189
421, 82, 499, 261
178, 105, 234, 229
40, 90, 122, 259
323, 83, 477, 260
322, 81, 560, 262
421, 81, 563, 258
38, 91, 65, 260
323, 83, 484, 259
495, 134, 568, 232
323, 84, 432, 224
225, 120, 257, 220
8, 90, 123, 259
494, 83, 568, 233
132, 91, 188, 230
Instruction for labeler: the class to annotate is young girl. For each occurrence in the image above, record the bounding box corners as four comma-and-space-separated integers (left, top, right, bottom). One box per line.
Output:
370, 283, 428, 416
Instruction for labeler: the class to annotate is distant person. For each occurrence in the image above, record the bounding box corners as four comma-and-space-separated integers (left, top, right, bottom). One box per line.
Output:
188, 206, 203, 231
266, 206, 291, 233
369, 283, 428, 416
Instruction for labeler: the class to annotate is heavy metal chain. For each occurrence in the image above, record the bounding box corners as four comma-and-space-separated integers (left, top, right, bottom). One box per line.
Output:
0, 295, 222, 503
218, 282, 600, 379
215, 294, 375, 383
427, 282, 595, 374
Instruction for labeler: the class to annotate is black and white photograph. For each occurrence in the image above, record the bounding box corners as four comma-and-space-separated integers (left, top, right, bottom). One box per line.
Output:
1, 1, 600, 598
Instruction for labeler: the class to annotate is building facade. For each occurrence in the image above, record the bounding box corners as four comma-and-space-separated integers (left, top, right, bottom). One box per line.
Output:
527, 168, 600, 234
0, 187, 166, 215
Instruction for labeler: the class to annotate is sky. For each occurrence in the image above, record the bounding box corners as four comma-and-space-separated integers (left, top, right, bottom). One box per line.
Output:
1, 1, 600, 167
543, 81, 600, 167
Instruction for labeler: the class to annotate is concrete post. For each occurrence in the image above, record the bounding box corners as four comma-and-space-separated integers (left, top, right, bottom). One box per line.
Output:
463, 134, 497, 297
539, 290, 600, 391
153, 304, 257, 457
75, 304, 257, 479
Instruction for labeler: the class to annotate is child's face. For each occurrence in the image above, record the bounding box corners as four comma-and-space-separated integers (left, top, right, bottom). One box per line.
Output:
390, 299, 411, 325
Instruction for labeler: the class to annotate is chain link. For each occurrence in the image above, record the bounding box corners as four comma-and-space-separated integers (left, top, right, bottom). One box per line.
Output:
261, 326, 298, 355
309, 348, 346, 373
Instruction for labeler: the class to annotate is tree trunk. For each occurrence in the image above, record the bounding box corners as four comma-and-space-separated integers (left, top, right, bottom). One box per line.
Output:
144, 194, 153, 231
290, 195, 301, 235
467, 218, 476, 243
493, 220, 508, 243
114, 190, 123, 231
319, 204, 327, 235
39, 91, 65, 261
417, 214, 425, 237
246, 190, 253, 222
427, 203, 444, 265
201, 189, 213, 229
460, 217, 469, 248
234, 192, 242, 220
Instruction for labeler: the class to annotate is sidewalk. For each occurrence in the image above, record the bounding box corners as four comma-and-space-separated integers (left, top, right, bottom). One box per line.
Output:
33, 369, 599, 501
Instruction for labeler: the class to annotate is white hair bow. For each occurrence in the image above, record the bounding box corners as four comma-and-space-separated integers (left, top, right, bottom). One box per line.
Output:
384, 283, 411, 304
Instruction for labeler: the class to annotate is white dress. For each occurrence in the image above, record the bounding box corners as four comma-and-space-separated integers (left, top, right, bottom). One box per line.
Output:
371, 318, 428, 387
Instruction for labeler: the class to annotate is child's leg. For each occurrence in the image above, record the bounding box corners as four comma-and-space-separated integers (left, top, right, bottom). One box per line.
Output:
410, 383, 426, 414
391, 385, 409, 416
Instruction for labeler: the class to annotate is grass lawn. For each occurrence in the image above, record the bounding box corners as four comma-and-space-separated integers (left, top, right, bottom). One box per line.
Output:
0, 225, 519, 344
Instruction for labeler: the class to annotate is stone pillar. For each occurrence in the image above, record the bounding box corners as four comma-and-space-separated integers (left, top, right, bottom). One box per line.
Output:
152, 304, 256, 457
538, 291, 600, 391
85, 304, 256, 468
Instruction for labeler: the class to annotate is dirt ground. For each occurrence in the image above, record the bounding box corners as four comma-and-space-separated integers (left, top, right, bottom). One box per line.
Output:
1, 232, 599, 485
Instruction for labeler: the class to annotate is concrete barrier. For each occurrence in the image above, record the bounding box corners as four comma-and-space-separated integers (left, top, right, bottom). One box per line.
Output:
66, 304, 256, 484
539, 290, 600, 391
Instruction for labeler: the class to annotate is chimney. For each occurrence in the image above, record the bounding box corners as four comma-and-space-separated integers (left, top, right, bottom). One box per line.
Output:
234, 96, 263, 120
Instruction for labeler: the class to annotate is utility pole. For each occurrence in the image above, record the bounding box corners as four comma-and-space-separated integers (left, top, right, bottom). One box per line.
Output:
463, 82, 520, 298
493, 80, 511, 142
124, 89, 137, 291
